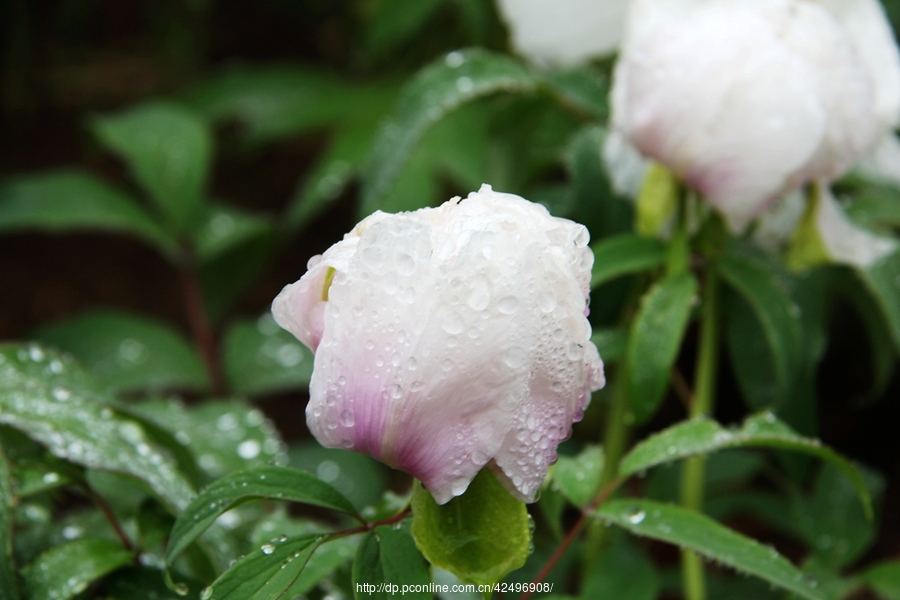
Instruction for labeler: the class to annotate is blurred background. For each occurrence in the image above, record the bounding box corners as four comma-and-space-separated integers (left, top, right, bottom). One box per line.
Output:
1, 1, 899, 597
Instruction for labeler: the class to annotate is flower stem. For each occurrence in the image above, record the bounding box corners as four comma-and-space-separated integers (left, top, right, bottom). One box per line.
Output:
679, 267, 720, 600
178, 249, 226, 396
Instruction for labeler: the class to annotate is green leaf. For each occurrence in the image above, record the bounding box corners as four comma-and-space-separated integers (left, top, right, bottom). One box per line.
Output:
92, 101, 212, 232
862, 561, 900, 600
200, 534, 320, 600
0, 444, 18, 600
590, 328, 627, 363
544, 67, 609, 120
166, 465, 358, 566
596, 499, 826, 600
855, 249, 900, 353
22, 538, 133, 600
548, 445, 604, 507
618, 412, 872, 518
567, 125, 633, 239
718, 247, 803, 403
590, 234, 666, 289
361, 48, 536, 213
791, 465, 882, 568
0, 344, 196, 511
411, 468, 530, 585
725, 289, 781, 409
186, 66, 396, 145
222, 314, 313, 397
199, 232, 278, 322
372, 101, 491, 214
626, 272, 698, 423
192, 204, 273, 264
250, 511, 357, 597
289, 444, 389, 512
105, 566, 204, 600
285, 115, 381, 232
33, 310, 208, 393
132, 398, 287, 480
353, 523, 431, 600
0, 170, 176, 253
13, 463, 73, 498
579, 533, 659, 600
366, 0, 444, 55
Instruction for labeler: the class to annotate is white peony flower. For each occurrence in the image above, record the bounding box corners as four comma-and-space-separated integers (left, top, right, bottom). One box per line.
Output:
496, 0, 629, 66
272, 185, 604, 504
609, 0, 900, 238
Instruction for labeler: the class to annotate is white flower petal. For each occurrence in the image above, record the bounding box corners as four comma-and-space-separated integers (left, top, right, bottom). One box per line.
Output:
274, 185, 604, 504
816, 185, 896, 268
496, 0, 629, 66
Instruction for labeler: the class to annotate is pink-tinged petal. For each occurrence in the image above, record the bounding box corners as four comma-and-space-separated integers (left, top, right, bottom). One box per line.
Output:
277, 185, 604, 504
611, 0, 882, 232
814, 184, 896, 268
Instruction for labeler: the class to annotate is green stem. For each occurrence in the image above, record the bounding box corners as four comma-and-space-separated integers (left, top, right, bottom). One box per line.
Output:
679, 268, 720, 600
583, 376, 629, 566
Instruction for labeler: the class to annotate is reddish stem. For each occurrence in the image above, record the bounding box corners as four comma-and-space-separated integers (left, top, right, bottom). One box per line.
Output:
518, 478, 623, 600
178, 253, 226, 396
86, 486, 137, 555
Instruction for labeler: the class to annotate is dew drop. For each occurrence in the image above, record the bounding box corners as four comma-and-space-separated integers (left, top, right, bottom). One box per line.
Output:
538, 291, 557, 313
466, 276, 491, 311
237, 440, 261, 460
261, 543, 275, 555
390, 384, 403, 399
441, 311, 465, 334
627, 508, 646, 524
504, 348, 528, 369
395, 252, 415, 276
173, 582, 189, 596
441, 359, 454, 372
340, 410, 355, 427
456, 76, 474, 93
498, 295, 520, 314
445, 51, 464, 68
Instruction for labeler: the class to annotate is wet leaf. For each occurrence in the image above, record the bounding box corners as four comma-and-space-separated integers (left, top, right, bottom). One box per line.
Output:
549, 445, 604, 507
21, 538, 133, 600
0, 344, 196, 511
791, 465, 883, 568
597, 499, 826, 600
165, 465, 358, 566
0, 444, 18, 600
290, 444, 389, 512
0, 170, 175, 254
619, 412, 871, 518
590, 328, 627, 363
544, 66, 609, 120
855, 249, 900, 353
590, 234, 666, 289
92, 102, 212, 232
626, 272, 698, 423
862, 561, 900, 600
579, 533, 658, 600
132, 398, 287, 481
200, 534, 320, 600
719, 247, 802, 404
33, 310, 208, 394
411, 469, 529, 585
222, 314, 313, 397
361, 48, 536, 213
192, 204, 273, 264
354, 523, 431, 600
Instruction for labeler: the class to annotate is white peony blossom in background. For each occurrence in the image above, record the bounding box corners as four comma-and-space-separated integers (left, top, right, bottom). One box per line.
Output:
608, 0, 900, 264
496, 0, 629, 66
272, 185, 604, 504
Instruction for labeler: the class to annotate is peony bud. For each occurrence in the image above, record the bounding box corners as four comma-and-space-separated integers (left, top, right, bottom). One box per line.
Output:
273, 185, 604, 504
496, 0, 629, 66
610, 0, 900, 233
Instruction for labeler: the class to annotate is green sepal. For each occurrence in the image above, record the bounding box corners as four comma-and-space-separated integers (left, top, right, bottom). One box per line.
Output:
636, 162, 679, 238
786, 185, 830, 271
410, 469, 530, 585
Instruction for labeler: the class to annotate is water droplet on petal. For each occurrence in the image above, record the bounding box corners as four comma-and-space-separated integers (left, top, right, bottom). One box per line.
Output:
340, 410, 355, 427
498, 295, 520, 314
